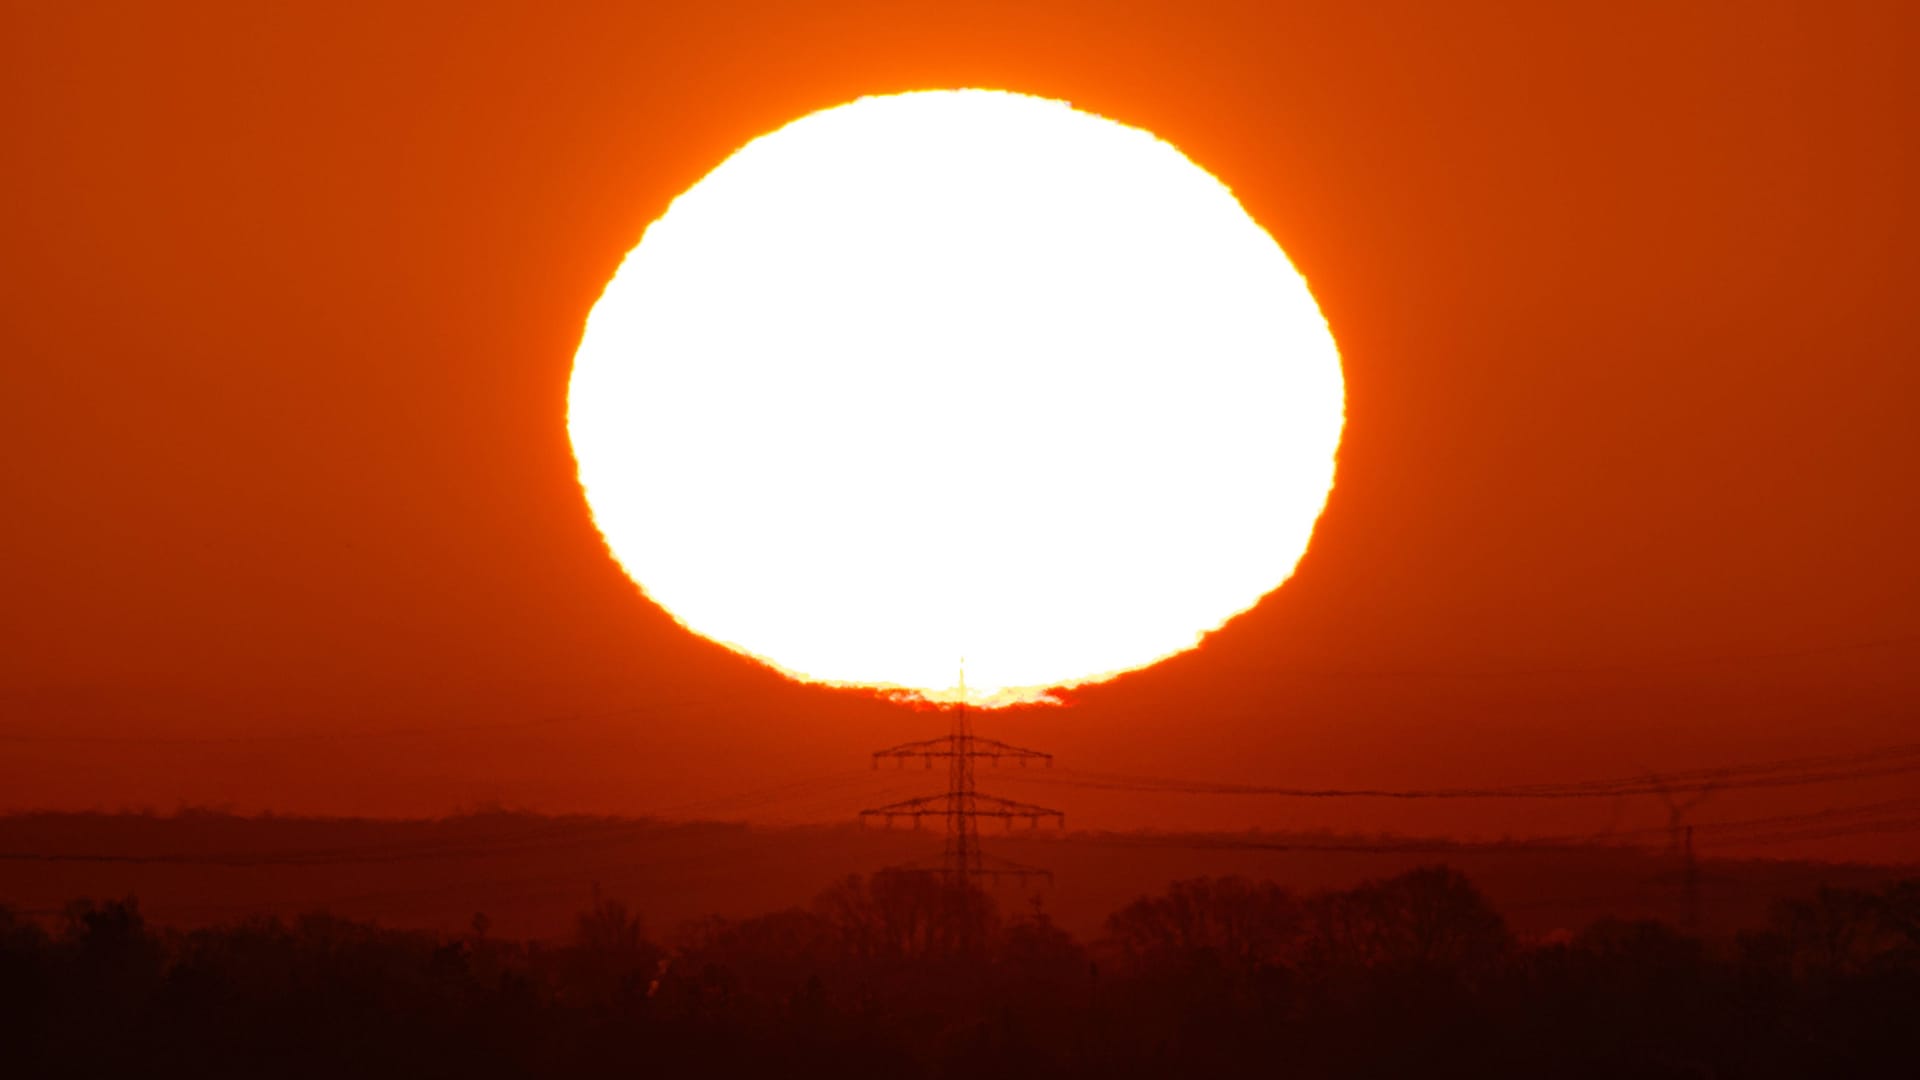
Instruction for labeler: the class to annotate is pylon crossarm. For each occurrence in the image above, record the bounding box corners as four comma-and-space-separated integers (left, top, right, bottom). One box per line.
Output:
966, 738, 1053, 764
863, 810, 944, 820
860, 792, 1060, 820
872, 737, 957, 761
971, 807, 1058, 820
859, 794, 949, 820
872, 737, 1052, 764
968, 793, 1065, 821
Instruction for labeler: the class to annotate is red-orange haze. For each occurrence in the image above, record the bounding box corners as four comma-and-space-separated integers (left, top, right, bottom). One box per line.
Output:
2, 1, 1917, 864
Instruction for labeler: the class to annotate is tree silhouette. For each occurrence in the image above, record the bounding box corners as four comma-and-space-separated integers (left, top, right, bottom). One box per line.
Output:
1772, 884, 1890, 976
812, 871, 997, 960
559, 886, 662, 1011
1105, 875, 1302, 973
0, 871, 1915, 1078
1306, 865, 1509, 979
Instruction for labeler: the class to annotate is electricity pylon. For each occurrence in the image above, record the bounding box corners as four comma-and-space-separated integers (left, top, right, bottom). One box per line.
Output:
860, 670, 1063, 886
1650, 773, 1715, 933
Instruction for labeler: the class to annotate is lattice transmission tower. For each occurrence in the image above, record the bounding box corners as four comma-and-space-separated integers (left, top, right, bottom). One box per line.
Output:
1650, 774, 1716, 933
859, 671, 1063, 886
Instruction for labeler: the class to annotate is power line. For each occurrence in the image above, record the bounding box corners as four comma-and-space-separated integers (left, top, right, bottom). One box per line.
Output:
637, 768, 884, 819
5, 796, 1917, 868
6, 739, 1919, 866
1077, 797, 1920, 855
995, 740, 1920, 800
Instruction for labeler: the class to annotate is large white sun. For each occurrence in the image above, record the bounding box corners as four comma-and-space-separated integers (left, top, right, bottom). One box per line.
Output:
569, 89, 1343, 706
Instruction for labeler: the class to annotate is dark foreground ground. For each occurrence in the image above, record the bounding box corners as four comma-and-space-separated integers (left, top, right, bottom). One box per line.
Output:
5, 864, 1920, 1079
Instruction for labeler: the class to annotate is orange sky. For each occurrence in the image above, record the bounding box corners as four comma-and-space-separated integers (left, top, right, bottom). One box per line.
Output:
3, 1, 1916, 861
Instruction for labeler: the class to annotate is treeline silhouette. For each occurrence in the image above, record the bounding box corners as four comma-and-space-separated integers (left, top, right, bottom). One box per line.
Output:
4, 867, 1917, 1078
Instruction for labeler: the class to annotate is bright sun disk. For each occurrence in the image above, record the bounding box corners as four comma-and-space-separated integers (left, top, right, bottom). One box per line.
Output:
569, 89, 1344, 707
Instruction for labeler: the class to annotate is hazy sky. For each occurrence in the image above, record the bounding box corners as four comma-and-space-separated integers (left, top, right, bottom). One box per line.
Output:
3, 1, 1916, 861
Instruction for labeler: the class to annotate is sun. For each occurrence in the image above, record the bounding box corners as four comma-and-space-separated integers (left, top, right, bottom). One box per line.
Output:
569, 89, 1343, 707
